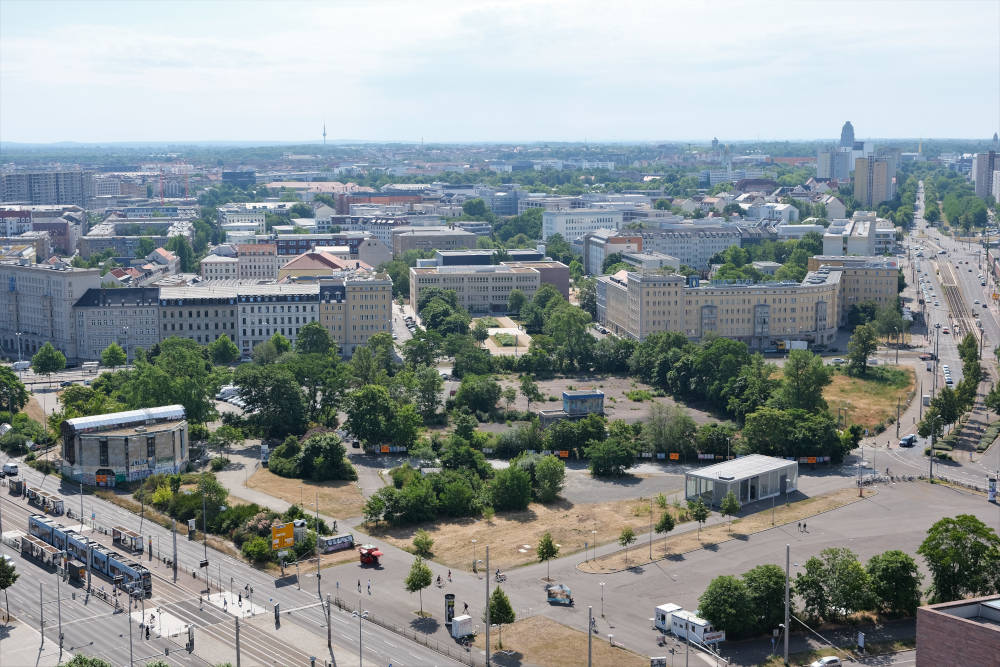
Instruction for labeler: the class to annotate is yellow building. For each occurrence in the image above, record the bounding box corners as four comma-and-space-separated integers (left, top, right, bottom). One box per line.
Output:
318, 273, 393, 356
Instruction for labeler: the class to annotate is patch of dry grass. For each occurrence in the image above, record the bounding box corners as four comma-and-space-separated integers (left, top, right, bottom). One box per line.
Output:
471, 615, 648, 667
21, 396, 46, 424
579, 487, 876, 574
366, 494, 682, 571
246, 468, 365, 519
823, 367, 915, 431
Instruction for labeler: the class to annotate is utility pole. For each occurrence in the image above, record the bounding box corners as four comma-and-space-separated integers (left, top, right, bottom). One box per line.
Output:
784, 544, 790, 666
128, 592, 134, 667
896, 399, 901, 438
40, 582, 44, 646
202, 493, 209, 593
315, 490, 321, 599
649, 497, 653, 559
326, 594, 333, 653
172, 519, 178, 583
588, 606, 593, 667
235, 617, 241, 667
919, 380, 923, 419
485, 545, 491, 667
56, 567, 63, 651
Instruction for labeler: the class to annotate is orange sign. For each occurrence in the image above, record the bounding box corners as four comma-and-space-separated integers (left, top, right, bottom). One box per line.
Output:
807, 457, 817, 464
669, 452, 680, 461
559, 450, 569, 458
380, 445, 389, 454
271, 522, 294, 550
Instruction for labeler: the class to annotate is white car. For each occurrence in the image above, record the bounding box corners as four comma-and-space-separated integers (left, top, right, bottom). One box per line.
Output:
810, 658, 842, 667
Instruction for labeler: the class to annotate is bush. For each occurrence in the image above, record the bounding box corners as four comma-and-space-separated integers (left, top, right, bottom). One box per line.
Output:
626, 389, 653, 402
413, 529, 434, 557
210, 457, 230, 472
241, 536, 273, 563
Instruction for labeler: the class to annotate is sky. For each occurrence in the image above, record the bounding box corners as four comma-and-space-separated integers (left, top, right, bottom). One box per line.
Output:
1, 0, 998, 144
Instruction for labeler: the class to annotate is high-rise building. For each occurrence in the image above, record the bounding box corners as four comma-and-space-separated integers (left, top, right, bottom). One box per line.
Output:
854, 156, 895, 207
840, 121, 855, 148
972, 151, 997, 199
1, 171, 95, 207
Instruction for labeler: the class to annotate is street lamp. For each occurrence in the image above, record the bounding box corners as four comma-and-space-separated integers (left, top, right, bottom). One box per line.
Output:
352, 600, 369, 667
591, 530, 597, 562
599, 582, 605, 618
471, 539, 477, 574
15, 331, 23, 362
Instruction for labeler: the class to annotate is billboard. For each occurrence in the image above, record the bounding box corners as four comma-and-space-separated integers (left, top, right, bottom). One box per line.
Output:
271, 522, 295, 550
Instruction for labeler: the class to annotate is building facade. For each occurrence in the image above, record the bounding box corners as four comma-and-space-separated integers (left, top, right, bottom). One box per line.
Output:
638, 226, 742, 271
391, 226, 478, 257
0, 261, 101, 361
582, 229, 642, 275
237, 244, 280, 281
972, 151, 998, 199
854, 156, 896, 207
236, 285, 320, 356
73, 288, 160, 360
200, 254, 239, 280
410, 264, 541, 314
1, 171, 94, 207
60, 406, 189, 485
318, 273, 394, 356
543, 209, 623, 241
157, 287, 240, 346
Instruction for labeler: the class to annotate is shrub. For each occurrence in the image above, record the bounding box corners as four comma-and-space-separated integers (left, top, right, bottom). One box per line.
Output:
626, 389, 653, 402
241, 536, 273, 563
210, 457, 230, 472
412, 529, 434, 557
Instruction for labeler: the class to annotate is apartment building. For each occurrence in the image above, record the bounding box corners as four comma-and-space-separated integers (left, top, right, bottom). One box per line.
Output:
237, 243, 280, 280
318, 273, 394, 356
542, 209, 623, 241
854, 156, 896, 207
158, 286, 240, 346
410, 264, 542, 314
1, 171, 95, 207
597, 257, 898, 346
218, 205, 267, 233
73, 288, 160, 360
200, 255, 239, 280
582, 229, 642, 274
0, 260, 101, 361
0, 231, 52, 260
236, 284, 320, 356
823, 212, 896, 256
0, 209, 32, 236
277, 250, 371, 281
391, 226, 478, 257
80, 219, 193, 259
972, 151, 997, 199
638, 226, 742, 271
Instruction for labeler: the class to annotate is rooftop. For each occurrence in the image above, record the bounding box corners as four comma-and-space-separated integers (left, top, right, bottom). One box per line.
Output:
686, 454, 796, 482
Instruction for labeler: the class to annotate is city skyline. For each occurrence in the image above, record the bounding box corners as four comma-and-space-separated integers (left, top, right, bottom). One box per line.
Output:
1, 0, 998, 144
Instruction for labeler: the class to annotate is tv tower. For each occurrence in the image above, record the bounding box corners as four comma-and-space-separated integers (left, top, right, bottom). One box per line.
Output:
323, 121, 327, 146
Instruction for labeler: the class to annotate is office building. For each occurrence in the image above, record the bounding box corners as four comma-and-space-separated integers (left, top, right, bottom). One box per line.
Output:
823, 212, 895, 256
236, 284, 320, 356
410, 264, 542, 314
80, 219, 193, 259
391, 226, 478, 257
60, 406, 189, 485
972, 151, 998, 199
499, 260, 570, 298
916, 595, 1000, 667
622, 252, 680, 272
218, 205, 267, 233
0, 260, 101, 361
542, 209, 623, 241
0, 209, 32, 237
318, 273, 394, 356
582, 229, 643, 274
637, 226, 743, 271
221, 171, 256, 188
434, 249, 545, 266
805, 256, 900, 321
1, 171, 95, 207
839, 121, 855, 148
73, 288, 161, 360
854, 156, 896, 207
0, 231, 51, 260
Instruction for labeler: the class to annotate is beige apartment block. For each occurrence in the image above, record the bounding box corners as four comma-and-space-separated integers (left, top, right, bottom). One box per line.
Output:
319, 273, 393, 356
237, 243, 280, 280
158, 286, 240, 346
73, 287, 160, 360
410, 264, 541, 314
200, 254, 239, 280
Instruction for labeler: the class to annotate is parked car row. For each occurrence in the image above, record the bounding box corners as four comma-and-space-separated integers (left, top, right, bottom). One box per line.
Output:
215, 385, 245, 408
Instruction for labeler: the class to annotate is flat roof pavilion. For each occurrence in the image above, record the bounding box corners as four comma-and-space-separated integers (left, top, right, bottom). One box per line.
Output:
684, 454, 798, 507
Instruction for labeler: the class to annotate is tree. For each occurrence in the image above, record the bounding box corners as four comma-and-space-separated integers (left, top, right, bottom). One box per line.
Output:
414, 365, 444, 419
720, 490, 741, 533
619, 526, 636, 566
252, 339, 279, 365
404, 557, 433, 614
533, 455, 565, 502
490, 466, 532, 511
412, 529, 434, 557
519, 374, 543, 413
502, 387, 517, 413
135, 236, 156, 258
487, 587, 516, 649
209, 424, 242, 454
472, 320, 490, 347
536, 531, 559, 581
453, 374, 501, 414
742, 564, 786, 635
344, 384, 394, 446
795, 547, 872, 622
0, 555, 17, 621
918, 514, 1000, 602
698, 575, 752, 639
32, 342, 66, 384
688, 498, 709, 538
63, 657, 112, 667
867, 550, 922, 615
507, 289, 527, 317
847, 322, 878, 376
270, 332, 292, 355
462, 198, 489, 218
0, 367, 28, 416
775, 349, 831, 411
121, 337, 222, 424
296, 321, 334, 355
207, 334, 240, 364
585, 437, 633, 477
166, 235, 196, 272
654, 511, 675, 554
234, 364, 307, 438
100, 342, 127, 369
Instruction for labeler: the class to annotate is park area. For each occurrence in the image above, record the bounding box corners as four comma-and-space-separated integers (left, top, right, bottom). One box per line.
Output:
367, 494, 684, 571
245, 468, 366, 520
476, 316, 533, 357
472, 616, 647, 667
822, 366, 915, 431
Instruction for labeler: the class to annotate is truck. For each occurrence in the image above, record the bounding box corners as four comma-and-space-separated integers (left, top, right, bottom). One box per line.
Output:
545, 583, 573, 605
776, 340, 808, 352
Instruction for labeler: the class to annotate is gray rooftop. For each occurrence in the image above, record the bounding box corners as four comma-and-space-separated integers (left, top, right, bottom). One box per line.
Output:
686, 454, 796, 482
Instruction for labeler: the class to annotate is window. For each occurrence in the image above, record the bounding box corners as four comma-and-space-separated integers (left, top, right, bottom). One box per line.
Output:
147, 435, 155, 458
99, 438, 109, 466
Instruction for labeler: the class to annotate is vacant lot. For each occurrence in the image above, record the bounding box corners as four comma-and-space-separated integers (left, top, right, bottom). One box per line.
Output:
367, 494, 684, 571
472, 615, 647, 667
492, 374, 719, 427
246, 468, 366, 520
823, 366, 915, 430
579, 487, 876, 573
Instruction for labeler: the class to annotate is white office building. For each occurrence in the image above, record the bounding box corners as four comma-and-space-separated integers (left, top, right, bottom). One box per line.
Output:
542, 209, 623, 241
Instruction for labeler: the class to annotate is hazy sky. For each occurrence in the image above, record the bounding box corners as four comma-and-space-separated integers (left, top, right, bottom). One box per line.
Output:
2, 0, 998, 143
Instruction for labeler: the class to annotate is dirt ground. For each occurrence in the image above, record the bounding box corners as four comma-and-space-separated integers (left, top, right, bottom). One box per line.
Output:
472, 615, 648, 667
492, 374, 719, 426
22, 395, 46, 423
578, 487, 876, 574
823, 367, 915, 431
246, 468, 366, 520
366, 494, 684, 572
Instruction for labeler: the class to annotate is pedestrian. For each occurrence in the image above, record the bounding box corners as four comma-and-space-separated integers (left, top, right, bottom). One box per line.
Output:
803, 521, 807, 532
238, 593, 242, 605
358, 579, 361, 593
797, 522, 801, 532
367, 579, 371, 595
447, 570, 452, 582
223, 598, 228, 611
463, 602, 469, 614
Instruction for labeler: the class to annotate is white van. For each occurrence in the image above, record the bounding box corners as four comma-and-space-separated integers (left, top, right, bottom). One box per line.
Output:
2, 463, 18, 477
11, 361, 30, 371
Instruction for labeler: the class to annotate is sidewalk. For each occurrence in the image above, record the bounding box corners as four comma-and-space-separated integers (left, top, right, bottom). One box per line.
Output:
0, 618, 68, 667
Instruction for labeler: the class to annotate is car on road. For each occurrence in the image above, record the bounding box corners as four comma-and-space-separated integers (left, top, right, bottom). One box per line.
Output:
831, 358, 845, 365
982, 281, 988, 286
809, 657, 842, 667
942, 327, 949, 334
984, 302, 989, 308
60, 380, 73, 387
974, 300, 980, 305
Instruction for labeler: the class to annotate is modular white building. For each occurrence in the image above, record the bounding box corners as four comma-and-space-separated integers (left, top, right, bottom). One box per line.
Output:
684, 454, 797, 507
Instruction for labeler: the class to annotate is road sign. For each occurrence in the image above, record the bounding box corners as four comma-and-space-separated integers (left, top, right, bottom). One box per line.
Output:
271, 522, 294, 550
